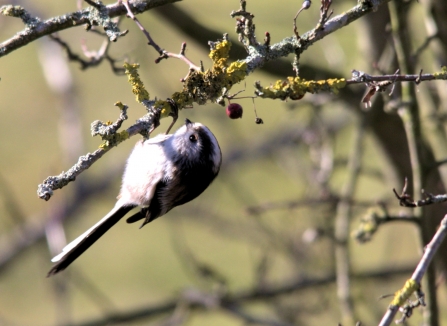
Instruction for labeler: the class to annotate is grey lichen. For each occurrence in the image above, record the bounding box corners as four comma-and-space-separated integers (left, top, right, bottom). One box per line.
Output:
85, 0, 126, 42
0, 5, 41, 29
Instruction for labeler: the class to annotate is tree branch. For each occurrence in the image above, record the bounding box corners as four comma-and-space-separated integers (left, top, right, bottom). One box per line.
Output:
378, 214, 447, 326
0, 0, 181, 57
242, 0, 392, 73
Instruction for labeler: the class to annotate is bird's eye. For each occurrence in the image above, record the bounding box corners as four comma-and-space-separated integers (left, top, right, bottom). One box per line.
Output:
189, 134, 197, 142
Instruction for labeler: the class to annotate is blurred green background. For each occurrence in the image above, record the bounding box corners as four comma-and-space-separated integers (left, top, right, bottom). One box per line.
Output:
1, 1, 446, 325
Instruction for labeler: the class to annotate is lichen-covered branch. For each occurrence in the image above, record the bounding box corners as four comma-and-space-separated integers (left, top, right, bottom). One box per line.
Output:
254, 76, 346, 100
239, 0, 392, 74
36, 113, 155, 201
378, 214, 447, 326
37, 73, 161, 202
0, 0, 181, 57
254, 67, 447, 102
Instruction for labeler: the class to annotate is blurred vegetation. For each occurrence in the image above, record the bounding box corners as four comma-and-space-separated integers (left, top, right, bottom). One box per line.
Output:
0, 0, 447, 325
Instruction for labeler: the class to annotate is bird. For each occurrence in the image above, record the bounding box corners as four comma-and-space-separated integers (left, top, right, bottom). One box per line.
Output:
48, 119, 222, 276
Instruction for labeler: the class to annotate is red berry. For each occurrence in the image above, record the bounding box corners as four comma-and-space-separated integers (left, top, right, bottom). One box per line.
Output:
226, 103, 243, 119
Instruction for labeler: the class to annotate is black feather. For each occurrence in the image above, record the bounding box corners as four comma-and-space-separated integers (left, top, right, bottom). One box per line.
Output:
125, 179, 168, 227
47, 205, 136, 277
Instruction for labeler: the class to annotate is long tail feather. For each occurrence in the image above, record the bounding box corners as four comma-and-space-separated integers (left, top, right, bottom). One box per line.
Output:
47, 204, 136, 277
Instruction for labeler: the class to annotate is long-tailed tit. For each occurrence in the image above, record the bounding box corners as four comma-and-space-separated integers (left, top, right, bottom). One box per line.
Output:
48, 119, 222, 276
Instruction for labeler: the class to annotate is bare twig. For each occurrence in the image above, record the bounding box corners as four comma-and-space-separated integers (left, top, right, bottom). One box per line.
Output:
49, 33, 125, 74
393, 178, 447, 207
360, 69, 398, 107
122, 0, 201, 70
293, 0, 311, 39
348, 69, 445, 85
121, 0, 162, 54
316, 0, 333, 30
155, 42, 201, 71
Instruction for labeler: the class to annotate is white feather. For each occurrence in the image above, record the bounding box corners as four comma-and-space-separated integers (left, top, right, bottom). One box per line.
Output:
51, 202, 126, 262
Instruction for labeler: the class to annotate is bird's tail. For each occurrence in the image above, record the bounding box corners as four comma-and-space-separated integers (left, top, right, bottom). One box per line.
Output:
47, 203, 136, 277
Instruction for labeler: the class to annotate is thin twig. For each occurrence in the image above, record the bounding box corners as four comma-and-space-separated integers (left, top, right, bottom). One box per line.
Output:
293, 0, 311, 39
347, 70, 444, 85
122, 0, 201, 70
316, 0, 333, 30
49, 33, 125, 74
393, 178, 447, 207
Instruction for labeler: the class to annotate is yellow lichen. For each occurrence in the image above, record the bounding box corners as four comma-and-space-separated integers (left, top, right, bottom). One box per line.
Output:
227, 61, 247, 84
153, 99, 172, 118
327, 78, 347, 93
434, 66, 447, 80
114, 101, 125, 110
390, 279, 420, 308
172, 91, 193, 108
179, 42, 248, 104
351, 207, 383, 243
1, 5, 23, 17
99, 130, 130, 150
256, 77, 346, 100
209, 40, 231, 64
124, 62, 149, 103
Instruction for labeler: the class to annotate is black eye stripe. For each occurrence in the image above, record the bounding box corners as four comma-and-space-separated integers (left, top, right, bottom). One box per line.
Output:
196, 128, 216, 156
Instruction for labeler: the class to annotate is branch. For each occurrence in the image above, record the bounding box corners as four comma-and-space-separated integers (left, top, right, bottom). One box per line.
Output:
242, 0, 392, 73
393, 177, 447, 207
121, 0, 201, 71
37, 102, 159, 201
352, 205, 420, 243
347, 69, 447, 85
0, 0, 181, 57
378, 214, 447, 326
49, 31, 126, 74
254, 67, 447, 102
